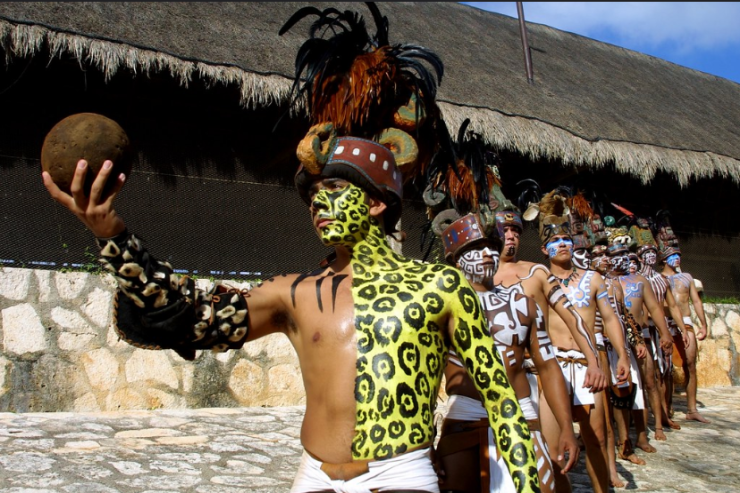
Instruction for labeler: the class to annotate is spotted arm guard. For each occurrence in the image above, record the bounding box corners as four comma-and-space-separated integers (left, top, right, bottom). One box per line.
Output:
622, 312, 645, 348
97, 230, 250, 361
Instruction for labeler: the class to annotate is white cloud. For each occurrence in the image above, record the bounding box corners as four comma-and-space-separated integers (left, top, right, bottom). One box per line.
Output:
465, 2, 740, 52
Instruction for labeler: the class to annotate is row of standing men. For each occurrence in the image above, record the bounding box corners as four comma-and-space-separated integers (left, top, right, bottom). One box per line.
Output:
435, 201, 709, 493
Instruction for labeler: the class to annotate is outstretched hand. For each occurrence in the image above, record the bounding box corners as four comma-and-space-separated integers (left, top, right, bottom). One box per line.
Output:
42, 159, 127, 239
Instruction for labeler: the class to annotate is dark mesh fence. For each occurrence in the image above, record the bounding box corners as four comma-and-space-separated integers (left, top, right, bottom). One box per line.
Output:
0, 150, 438, 281
2, 151, 738, 299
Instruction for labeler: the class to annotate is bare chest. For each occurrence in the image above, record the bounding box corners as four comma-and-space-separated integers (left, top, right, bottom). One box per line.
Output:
290, 273, 357, 349
618, 274, 646, 311
478, 291, 530, 347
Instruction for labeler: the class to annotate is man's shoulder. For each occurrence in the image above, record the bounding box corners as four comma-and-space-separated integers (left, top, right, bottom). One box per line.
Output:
582, 270, 608, 294
633, 272, 650, 283
411, 259, 457, 273
584, 269, 604, 281
402, 260, 463, 282
511, 261, 551, 279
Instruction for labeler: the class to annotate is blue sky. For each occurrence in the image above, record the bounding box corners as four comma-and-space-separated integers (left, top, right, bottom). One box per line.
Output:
462, 2, 740, 84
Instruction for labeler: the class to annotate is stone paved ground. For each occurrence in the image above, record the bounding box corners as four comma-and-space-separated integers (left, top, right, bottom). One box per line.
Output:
1, 387, 738, 493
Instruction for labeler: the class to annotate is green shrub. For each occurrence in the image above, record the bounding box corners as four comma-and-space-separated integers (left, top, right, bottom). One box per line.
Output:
703, 296, 740, 305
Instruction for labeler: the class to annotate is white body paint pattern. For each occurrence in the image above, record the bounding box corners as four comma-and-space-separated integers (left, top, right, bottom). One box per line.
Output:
564, 270, 595, 309
478, 290, 555, 369
496, 282, 526, 298
640, 267, 668, 304
515, 263, 573, 308
667, 272, 692, 291
520, 264, 551, 281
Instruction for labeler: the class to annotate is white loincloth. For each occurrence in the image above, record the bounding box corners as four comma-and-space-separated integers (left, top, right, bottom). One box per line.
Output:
644, 322, 669, 376
290, 447, 439, 493
599, 332, 617, 386
523, 358, 540, 414
628, 349, 646, 410
446, 395, 552, 493
555, 348, 595, 406
604, 335, 645, 410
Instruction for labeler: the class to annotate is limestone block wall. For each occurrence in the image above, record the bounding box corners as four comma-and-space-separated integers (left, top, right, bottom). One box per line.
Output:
693, 303, 740, 387
0, 267, 304, 413
0, 267, 737, 412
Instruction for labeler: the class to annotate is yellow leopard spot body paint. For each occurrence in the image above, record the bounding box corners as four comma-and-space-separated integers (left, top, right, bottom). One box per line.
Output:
319, 183, 540, 492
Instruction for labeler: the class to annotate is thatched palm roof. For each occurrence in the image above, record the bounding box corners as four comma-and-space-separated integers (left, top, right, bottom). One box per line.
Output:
2, 1, 739, 186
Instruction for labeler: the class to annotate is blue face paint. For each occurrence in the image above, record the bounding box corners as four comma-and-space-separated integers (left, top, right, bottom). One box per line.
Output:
546, 237, 573, 258
666, 253, 680, 267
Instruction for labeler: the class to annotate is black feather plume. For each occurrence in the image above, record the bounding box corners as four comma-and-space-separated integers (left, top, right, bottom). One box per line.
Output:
515, 179, 542, 213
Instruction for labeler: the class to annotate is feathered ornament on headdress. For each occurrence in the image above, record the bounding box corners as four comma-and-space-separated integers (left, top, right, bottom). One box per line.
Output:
523, 186, 572, 245
421, 118, 513, 259
574, 189, 609, 248
653, 209, 681, 259
566, 190, 595, 250
282, 3, 447, 236
281, 2, 444, 179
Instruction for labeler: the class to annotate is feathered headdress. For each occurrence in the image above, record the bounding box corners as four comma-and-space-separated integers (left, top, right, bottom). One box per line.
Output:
524, 187, 571, 245
282, 2, 445, 226
653, 210, 681, 260
424, 118, 512, 259
629, 216, 658, 256
280, 3, 442, 137
572, 190, 609, 248
566, 190, 595, 250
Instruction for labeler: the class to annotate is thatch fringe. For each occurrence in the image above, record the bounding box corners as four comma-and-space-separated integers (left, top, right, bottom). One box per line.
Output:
438, 101, 740, 187
0, 19, 299, 111
2, 18, 739, 185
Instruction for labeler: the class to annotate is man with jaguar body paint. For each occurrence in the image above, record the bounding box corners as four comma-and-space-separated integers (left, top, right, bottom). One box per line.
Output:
660, 247, 710, 424
435, 213, 579, 493
527, 190, 629, 493
42, 137, 541, 493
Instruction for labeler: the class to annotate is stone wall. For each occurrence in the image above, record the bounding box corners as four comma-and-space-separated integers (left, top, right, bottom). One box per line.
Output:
0, 267, 304, 412
0, 267, 737, 412
691, 303, 740, 387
